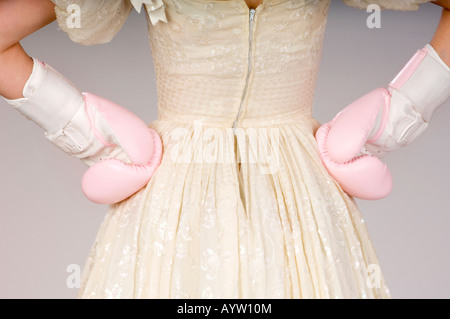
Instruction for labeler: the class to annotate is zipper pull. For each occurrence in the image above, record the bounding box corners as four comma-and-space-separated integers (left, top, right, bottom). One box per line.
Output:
250, 8, 256, 21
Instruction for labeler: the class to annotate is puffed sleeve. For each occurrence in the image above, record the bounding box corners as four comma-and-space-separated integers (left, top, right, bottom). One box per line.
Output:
342, 0, 431, 10
51, 0, 134, 45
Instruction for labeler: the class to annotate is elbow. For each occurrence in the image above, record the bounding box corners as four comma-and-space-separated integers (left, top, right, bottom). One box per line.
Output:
0, 40, 17, 56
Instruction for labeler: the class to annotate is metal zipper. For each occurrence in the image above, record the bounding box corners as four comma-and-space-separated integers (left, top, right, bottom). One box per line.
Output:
232, 7, 257, 133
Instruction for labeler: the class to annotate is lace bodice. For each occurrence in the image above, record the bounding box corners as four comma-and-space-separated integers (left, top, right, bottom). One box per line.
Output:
145, 0, 331, 128
51, 0, 432, 129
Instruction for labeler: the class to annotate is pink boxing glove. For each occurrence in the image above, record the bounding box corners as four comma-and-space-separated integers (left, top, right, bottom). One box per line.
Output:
2, 58, 162, 204
80, 92, 162, 204
316, 44, 450, 200
315, 88, 393, 200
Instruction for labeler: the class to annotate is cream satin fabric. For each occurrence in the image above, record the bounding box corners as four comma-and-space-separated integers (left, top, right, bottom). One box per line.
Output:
51, 0, 431, 298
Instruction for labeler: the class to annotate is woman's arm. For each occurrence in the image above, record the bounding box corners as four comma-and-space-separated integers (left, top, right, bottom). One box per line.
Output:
0, 0, 55, 99
431, 1, 450, 67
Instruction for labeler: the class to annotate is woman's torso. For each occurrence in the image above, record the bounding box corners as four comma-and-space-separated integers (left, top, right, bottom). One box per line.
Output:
148, 0, 330, 128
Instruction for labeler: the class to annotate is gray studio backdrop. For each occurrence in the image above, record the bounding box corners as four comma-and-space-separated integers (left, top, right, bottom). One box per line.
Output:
1, 1, 449, 298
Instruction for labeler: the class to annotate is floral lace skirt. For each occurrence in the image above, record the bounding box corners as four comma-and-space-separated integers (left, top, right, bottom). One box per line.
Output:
78, 118, 391, 299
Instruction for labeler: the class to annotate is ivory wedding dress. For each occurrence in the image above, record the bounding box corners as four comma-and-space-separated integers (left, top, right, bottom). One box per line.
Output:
51, 0, 431, 298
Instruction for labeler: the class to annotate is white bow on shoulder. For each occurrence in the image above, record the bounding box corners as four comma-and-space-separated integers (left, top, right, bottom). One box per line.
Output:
130, 0, 168, 26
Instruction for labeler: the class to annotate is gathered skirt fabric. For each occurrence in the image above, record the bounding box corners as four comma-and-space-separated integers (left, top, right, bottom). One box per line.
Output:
78, 119, 391, 299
